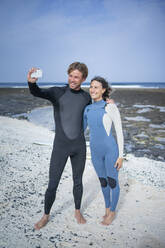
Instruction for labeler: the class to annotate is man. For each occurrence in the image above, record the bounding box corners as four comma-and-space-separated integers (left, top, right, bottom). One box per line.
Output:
28, 62, 91, 229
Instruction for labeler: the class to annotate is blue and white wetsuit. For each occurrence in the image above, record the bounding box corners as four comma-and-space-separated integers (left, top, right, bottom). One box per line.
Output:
83, 100, 124, 211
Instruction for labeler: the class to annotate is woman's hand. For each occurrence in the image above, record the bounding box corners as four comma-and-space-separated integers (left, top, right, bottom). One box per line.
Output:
114, 157, 123, 170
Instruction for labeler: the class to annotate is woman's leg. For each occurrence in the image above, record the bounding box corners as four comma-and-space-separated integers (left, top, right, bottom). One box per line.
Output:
102, 153, 120, 225
91, 150, 111, 209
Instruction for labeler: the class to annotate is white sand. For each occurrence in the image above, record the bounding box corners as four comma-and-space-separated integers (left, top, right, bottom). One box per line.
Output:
0, 116, 165, 248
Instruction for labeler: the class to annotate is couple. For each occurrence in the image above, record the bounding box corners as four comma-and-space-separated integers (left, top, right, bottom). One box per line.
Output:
27, 62, 124, 230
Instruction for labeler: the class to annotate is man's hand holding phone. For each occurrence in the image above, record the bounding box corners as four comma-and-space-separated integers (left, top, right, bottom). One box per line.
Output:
27, 68, 42, 83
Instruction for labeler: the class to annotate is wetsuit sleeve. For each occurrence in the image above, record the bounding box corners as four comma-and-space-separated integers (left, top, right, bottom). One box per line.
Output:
83, 107, 88, 131
28, 82, 56, 102
106, 104, 124, 158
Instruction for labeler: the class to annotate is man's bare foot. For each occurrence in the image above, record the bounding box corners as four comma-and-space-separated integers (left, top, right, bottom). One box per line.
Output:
102, 208, 111, 219
75, 209, 86, 224
34, 214, 49, 230
101, 211, 115, 225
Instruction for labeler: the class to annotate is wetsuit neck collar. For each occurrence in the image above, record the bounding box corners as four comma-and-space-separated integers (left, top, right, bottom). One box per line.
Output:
93, 99, 105, 104
66, 84, 82, 94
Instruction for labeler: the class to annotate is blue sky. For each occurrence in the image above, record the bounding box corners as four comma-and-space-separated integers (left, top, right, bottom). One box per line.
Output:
0, 0, 165, 82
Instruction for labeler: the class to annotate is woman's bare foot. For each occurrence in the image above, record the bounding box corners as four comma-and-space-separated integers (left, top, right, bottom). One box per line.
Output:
34, 214, 49, 230
101, 211, 115, 225
75, 209, 86, 224
102, 208, 111, 219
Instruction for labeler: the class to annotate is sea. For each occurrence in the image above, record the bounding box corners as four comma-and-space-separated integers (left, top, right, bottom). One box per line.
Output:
0, 82, 165, 88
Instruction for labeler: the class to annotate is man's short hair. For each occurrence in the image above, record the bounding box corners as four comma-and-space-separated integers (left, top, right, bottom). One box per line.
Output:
67, 62, 88, 79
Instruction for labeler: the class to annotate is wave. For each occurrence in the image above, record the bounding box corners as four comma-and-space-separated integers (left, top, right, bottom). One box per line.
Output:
0, 82, 165, 88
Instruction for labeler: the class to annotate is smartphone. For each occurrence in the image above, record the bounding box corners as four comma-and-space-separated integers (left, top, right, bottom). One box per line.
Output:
31, 69, 43, 78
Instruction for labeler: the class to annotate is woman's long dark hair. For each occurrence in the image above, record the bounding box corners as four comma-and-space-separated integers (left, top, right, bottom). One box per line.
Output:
90, 76, 112, 101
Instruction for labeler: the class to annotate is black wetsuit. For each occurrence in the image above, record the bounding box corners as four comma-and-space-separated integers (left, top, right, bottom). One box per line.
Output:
28, 83, 91, 214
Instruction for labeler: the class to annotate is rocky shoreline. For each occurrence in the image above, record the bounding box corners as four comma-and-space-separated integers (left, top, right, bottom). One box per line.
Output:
0, 87, 165, 161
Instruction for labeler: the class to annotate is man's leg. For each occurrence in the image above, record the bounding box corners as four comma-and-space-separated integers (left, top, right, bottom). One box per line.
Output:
34, 144, 68, 230
70, 145, 86, 224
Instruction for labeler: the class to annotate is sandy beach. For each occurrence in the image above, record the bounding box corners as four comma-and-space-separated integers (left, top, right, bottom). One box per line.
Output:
0, 116, 165, 248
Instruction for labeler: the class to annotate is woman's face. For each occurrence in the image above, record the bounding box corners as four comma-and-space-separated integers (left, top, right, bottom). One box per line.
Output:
89, 80, 106, 101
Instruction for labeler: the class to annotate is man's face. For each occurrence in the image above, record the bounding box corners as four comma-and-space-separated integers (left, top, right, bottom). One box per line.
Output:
68, 69, 85, 90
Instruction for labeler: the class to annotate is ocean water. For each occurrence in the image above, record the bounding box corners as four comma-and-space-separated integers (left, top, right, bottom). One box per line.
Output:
0, 82, 165, 88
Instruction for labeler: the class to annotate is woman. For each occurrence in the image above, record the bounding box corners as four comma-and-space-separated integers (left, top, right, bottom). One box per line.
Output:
83, 76, 124, 225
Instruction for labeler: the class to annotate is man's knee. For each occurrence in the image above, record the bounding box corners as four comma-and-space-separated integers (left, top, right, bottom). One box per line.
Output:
99, 177, 107, 187
107, 177, 116, 189
73, 176, 83, 188
47, 178, 59, 192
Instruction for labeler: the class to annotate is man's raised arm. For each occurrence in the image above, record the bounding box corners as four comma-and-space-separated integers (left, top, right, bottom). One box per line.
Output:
27, 67, 54, 101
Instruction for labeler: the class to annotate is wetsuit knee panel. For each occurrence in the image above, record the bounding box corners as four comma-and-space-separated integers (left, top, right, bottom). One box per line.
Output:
99, 177, 107, 187
107, 177, 116, 189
